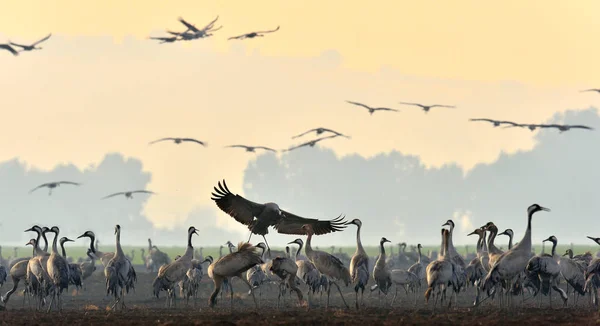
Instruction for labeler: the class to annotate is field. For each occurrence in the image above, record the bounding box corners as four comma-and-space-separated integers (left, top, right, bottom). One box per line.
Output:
2, 262, 600, 325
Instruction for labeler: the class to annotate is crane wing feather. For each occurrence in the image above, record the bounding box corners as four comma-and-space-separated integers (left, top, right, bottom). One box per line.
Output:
211, 180, 265, 226
275, 213, 347, 235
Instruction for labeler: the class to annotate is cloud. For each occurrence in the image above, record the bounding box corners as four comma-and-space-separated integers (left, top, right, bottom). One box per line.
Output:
242, 108, 599, 246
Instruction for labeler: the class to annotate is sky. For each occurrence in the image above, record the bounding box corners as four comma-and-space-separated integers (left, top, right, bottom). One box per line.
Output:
0, 1, 599, 247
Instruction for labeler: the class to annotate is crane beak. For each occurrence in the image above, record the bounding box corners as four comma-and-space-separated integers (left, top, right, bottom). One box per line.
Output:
540, 206, 551, 212
562, 252, 569, 257
65, 238, 74, 243
441, 222, 449, 227
24, 227, 34, 232
587, 236, 596, 242
77, 234, 86, 239
467, 230, 477, 236
498, 231, 507, 236
384, 239, 391, 243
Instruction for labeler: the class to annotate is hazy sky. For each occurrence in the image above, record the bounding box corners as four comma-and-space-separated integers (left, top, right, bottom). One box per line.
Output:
1, 1, 599, 246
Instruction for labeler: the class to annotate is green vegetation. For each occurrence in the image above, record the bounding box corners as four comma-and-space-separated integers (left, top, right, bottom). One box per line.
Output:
6, 244, 598, 265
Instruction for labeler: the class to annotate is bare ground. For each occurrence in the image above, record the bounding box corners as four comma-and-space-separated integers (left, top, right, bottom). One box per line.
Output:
1, 268, 599, 325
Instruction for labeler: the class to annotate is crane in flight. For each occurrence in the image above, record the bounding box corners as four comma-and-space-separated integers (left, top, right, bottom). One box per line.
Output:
174, 16, 222, 40
291, 128, 350, 139
149, 138, 207, 146
225, 145, 277, 153
101, 190, 156, 200
503, 123, 541, 132
10, 34, 52, 52
580, 89, 600, 94
345, 101, 399, 115
283, 135, 342, 152
398, 102, 455, 113
228, 26, 280, 40
29, 181, 81, 195
149, 36, 179, 44
211, 179, 347, 253
537, 124, 594, 133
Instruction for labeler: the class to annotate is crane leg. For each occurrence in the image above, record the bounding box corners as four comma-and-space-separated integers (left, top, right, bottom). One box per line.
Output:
262, 235, 272, 258
391, 287, 398, 307
330, 280, 349, 309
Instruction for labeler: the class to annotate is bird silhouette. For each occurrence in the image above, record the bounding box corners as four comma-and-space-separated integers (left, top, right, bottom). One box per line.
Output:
225, 145, 277, 153
101, 190, 156, 200
149, 36, 179, 44
283, 135, 342, 152
537, 124, 594, 133
149, 138, 207, 146
346, 101, 399, 115
398, 102, 455, 113
469, 118, 519, 127
176, 16, 222, 39
291, 128, 350, 139
228, 26, 280, 40
580, 89, 600, 94
29, 181, 81, 195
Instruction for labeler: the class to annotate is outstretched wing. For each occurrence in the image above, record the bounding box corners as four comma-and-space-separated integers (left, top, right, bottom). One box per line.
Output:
375, 108, 399, 112
346, 100, 372, 110
398, 102, 425, 108
211, 180, 266, 226
581, 89, 600, 93
32, 33, 52, 46
132, 190, 156, 195
200, 16, 219, 32
430, 104, 455, 108
58, 181, 80, 186
225, 144, 248, 149
469, 118, 495, 123
101, 192, 125, 200
255, 146, 277, 152
228, 33, 248, 40
1, 44, 19, 55
569, 125, 594, 130
149, 137, 174, 145
537, 124, 559, 129
284, 141, 311, 152
178, 17, 200, 33
29, 183, 50, 193
274, 213, 347, 235
291, 129, 318, 139
255, 26, 280, 34
181, 138, 206, 146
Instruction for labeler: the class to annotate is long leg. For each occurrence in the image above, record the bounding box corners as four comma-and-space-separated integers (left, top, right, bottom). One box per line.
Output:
240, 276, 259, 309
330, 281, 349, 309
262, 235, 272, 258
247, 231, 253, 243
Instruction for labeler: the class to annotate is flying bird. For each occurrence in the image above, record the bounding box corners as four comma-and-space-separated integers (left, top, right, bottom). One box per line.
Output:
10, 33, 52, 51
149, 36, 179, 44
283, 135, 342, 152
346, 101, 399, 115
149, 138, 207, 146
228, 26, 280, 40
29, 181, 81, 195
211, 180, 347, 251
580, 89, 600, 94
101, 190, 156, 200
225, 145, 277, 153
291, 128, 350, 139
398, 102, 455, 113
176, 16, 222, 39
537, 124, 594, 133
0, 44, 19, 56
469, 118, 519, 127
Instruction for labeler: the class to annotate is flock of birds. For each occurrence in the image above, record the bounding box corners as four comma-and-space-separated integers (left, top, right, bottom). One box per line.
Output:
5, 180, 600, 313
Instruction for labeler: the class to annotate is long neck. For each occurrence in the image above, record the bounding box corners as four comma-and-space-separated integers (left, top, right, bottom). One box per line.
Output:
379, 241, 386, 260
228, 245, 234, 254
482, 232, 489, 252
34, 230, 42, 250
148, 239, 152, 251
508, 234, 513, 250
476, 235, 483, 253
446, 227, 455, 253
305, 233, 314, 258
488, 228, 499, 251
417, 246, 422, 263
355, 224, 365, 254
115, 229, 124, 256
518, 211, 534, 251
42, 232, 49, 252
183, 232, 194, 259
51, 232, 59, 254
295, 243, 303, 261
60, 241, 67, 258
441, 232, 448, 258
551, 240, 557, 257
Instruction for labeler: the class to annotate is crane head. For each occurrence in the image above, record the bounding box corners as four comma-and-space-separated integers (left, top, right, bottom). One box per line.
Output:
287, 238, 303, 247
528, 204, 550, 216
380, 237, 391, 244
25, 238, 36, 247
188, 226, 199, 236
543, 235, 557, 243
587, 236, 600, 246
77, 230, 95, 239
114, 224, 121, 235
50, 226, 60, 234
441, 219, 455, 229
345, 219, 362, 227
498, 229, 513, 237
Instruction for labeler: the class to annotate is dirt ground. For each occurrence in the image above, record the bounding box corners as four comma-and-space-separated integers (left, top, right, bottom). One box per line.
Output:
1, 267, 599, 325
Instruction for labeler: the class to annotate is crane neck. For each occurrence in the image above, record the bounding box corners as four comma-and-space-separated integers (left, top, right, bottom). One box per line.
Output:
487, 227, 501, 253
475, 233, 483, 254
42, 231, 49, 252
507, 234, 513, 250
379, 241, 387, 261
482, 231, 488, 252
550, 240, 557, 257
115, 228, 124, 256
295, 242, 303, 261
148, 238, 152, 251
305, 232, 314, 258
183, 231, 194, 260
417, 246, 422, 263
354, 224, 366, 254
60, 240, 67, 258
51, 231, 59, 255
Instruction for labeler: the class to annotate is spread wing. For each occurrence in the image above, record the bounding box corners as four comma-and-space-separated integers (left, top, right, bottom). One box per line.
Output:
255, 146, 277, 152
291, 129, 318, 139
470, 118, 495, 123
274, 213, 347, 235
132, 190, 156, 195
33, 33, 52, 46
150, 36, 176, 41
29, 183, 50, 193
178, 17, 200, 33
225, 144, 249, 149
398, 102, 425, 108
58, 181, 80, 186
255, 26, 280, 34
101, 192, 125, 199
375, 108, 399, 112
0, 44, 19, 55
228, 33, 249, 40
581, 89, 600, 93
430, 104, 455, 108
537, 124, 559, 129
149, 137, 174, 145
346, 100, 372, 110
200, 16, 219, 32
181, 138, 206, 146
211, 180, 266, 226
569, 125, 593, 130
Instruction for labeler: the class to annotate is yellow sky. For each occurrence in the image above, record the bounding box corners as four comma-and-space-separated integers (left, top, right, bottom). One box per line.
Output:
0, 1, 598, 232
